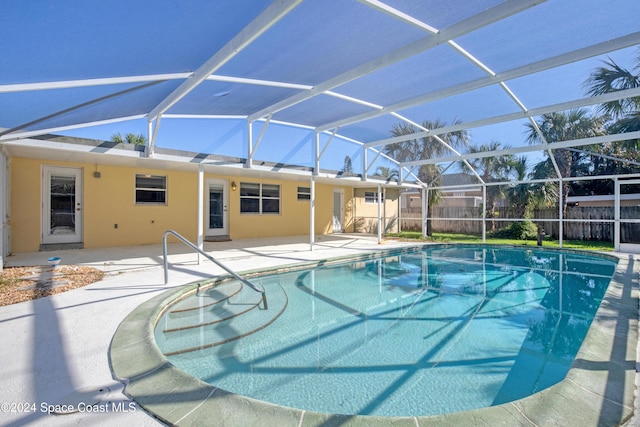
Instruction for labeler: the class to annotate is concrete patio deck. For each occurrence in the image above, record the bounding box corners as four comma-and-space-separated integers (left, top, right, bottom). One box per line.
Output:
0, 234, 638, 426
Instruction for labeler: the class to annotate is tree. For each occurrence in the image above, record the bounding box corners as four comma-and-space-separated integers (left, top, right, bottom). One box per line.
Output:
585, 51, 640, 160
342, 155, 353, 174
505, 156, 532, 218
375, 166, 399, 182
585, 53, 640, 122
111, 132, 147, 146
385, 120, 470, 235
525, 109, 605, 213
462, 141, 518, 230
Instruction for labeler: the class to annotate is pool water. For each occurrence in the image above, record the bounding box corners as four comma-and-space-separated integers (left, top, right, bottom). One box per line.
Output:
156, 245, 617, 417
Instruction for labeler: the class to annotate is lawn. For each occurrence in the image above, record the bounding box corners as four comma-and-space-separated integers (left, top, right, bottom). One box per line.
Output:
385, 231, 615, 251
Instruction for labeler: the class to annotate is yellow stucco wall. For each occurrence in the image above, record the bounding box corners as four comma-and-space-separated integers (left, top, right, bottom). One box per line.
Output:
226, 178, 354, 238
352, 187, 400, 234
9, 158, 354, 252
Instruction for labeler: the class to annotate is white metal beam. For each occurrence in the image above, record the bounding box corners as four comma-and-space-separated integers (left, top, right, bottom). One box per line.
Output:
366, 86, 640, 149
250, 114, 273, 158
319, 31, 640, 133
0, 81, 161, 139
317, 128, 338, 162
358, 0, 439, 34
147, 115, 163, 158
365, 149, 382, 176
206, 74, 312, 90
0, 73, 190, 94
148, 0, 303, 122
0, 114, 147, 142
567, 147, 640, 167
394, 113, 484, 183
401, 131, 640, 167
248, 0, 545, 122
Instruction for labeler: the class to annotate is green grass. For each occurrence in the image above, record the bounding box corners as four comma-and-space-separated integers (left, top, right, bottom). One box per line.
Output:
385, 231, 614, 251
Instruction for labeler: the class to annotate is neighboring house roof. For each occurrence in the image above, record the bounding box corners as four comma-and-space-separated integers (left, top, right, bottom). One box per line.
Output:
441, 173, 478, 187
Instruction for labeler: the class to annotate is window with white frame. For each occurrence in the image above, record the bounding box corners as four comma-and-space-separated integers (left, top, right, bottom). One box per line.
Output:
364, 191, 384, 204
135, 174, 167, 205
240, 182, 280, 214
297, 186, 311, 201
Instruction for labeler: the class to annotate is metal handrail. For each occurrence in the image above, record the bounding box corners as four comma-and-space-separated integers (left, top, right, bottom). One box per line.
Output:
162, 230, 267, 309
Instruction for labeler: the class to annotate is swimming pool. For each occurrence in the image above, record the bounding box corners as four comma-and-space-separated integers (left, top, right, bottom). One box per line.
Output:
153, 245, 618, 417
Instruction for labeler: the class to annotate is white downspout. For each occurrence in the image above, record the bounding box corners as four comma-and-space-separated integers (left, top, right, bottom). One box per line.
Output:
377, 184, 382, 244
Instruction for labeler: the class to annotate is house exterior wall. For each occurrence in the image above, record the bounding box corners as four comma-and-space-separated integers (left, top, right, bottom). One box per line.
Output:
9, 157, 354, 253
352, 187, 400, 234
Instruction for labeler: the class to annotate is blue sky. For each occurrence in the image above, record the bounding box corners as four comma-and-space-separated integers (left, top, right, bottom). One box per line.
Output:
3, 1, 638, 177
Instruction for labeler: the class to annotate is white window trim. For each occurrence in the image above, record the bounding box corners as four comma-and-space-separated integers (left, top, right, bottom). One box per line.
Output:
135, 174, 167, 205
240, 182, 281, 214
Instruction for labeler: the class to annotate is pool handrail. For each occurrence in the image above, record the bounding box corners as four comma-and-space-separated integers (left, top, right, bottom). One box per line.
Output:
162, 230, 268, 309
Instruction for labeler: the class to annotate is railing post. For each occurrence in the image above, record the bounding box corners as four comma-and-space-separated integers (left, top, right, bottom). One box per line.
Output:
162, 229, 267, 309
163, 233, 169, 285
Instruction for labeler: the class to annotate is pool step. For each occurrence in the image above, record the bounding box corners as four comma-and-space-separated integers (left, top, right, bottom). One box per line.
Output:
167, 280, 243, 314
161, 282, 262, 332
155, 282, 287, 356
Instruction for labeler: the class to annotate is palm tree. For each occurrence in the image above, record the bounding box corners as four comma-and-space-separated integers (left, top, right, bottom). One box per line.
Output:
505, 156, 532, 220
585, 52, 640, 154
111, 132, 147, 146
525, 109, 605, 214
585, 53, 640, 121
385, 120, 470, 235
462, 141, 517, 230
375, 166, 399, 182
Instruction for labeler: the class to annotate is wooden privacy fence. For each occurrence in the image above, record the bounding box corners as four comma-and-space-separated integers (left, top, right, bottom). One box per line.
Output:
400, 206, 640, 241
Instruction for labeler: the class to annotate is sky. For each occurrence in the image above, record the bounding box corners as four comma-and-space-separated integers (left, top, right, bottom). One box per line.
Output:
59, 42, 638, 175
3, 1, 639, 178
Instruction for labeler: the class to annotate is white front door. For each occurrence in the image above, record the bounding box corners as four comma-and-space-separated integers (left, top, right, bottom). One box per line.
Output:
333, 189, 344, 232
42, 166, 83, 244
206, 179, 228, 236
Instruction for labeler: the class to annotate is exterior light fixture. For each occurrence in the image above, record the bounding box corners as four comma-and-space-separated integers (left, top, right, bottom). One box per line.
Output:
231, 181, 237, 191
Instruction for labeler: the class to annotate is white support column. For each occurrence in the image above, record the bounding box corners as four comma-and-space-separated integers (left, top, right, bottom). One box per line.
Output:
558, 179, 563, 248
614, 177, 620, 252
147, 115, 162, 158
251, 115, 272, 160
362, 146, 368, 181
310, 175, 315, 251
398, 188, 402, 233
422, 187, 428, 238
147, 120, 153, 158
0, 150, 7, 271
311, 130, 318, 250
314, 130, 320, 175
246, 120, 253, 169
197, 164, 204, 265
377, 184, 382, 244
482, 184, 487, 243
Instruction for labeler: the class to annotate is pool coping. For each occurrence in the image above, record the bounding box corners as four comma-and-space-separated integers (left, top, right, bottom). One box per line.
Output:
109, 244, 639, 426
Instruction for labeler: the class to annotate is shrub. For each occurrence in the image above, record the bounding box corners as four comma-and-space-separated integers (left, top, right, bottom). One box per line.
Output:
490, 220, 538, 240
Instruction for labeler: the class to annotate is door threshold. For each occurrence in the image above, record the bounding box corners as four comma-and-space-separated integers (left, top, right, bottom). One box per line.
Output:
204, 235, 232, 242
40, 243, 84, 252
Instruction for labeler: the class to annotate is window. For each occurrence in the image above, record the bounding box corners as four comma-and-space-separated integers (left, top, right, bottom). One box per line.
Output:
365, 191, 384, 204
135, 174, 167, 205
297, 186, 311, 201
240, 182, 280, 214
